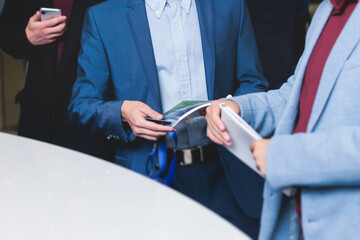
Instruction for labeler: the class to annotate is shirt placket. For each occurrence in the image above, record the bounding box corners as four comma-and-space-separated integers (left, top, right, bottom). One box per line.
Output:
167, 0, 192, 100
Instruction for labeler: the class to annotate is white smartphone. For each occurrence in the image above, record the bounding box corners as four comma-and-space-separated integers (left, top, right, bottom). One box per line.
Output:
40, 7, 62, 21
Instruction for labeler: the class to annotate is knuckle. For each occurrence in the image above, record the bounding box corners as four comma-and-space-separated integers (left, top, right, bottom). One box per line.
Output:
132, 128, 139, 135
206, 107, 211, 114
133, 119, 141, 126
41, 29, 48, 36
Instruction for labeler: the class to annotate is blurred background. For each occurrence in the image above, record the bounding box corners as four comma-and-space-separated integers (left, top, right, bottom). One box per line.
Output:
0, 0, 321, 134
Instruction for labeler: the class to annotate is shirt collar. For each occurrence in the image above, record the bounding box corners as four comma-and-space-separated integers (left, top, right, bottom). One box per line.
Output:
178, 0, 192, 14
145, 0, 167, 18
145, 0, 192, 18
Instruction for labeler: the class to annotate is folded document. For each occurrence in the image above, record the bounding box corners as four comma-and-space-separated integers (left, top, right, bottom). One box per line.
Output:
147, 101, 211, 149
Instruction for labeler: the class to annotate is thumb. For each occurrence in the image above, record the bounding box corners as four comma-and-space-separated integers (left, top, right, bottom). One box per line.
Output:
32, 11, 41, 22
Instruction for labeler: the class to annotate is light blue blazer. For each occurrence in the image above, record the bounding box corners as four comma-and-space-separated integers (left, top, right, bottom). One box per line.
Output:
233, 1, 360, 239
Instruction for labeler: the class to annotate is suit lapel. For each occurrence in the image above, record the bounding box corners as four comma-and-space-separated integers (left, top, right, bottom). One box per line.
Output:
308, 3, 360, 132
126, 0, 162, 111
275, 2, 333, 135
195, 0, 215, 100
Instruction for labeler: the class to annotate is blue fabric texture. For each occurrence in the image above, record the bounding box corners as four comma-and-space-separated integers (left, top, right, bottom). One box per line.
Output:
68, 0, 268, 237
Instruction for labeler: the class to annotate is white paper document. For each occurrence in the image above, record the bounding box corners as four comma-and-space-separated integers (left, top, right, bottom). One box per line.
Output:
220, 103, 293, 197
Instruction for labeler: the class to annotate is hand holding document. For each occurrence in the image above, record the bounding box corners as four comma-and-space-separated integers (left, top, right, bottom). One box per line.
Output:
146, 101, 211, 149
219, 103, 293, 196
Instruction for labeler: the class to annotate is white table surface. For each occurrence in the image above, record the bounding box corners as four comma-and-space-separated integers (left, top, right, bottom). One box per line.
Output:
0, 132, 250, 240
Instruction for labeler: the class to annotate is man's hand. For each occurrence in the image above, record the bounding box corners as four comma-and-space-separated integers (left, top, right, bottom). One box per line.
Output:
121, 101, 174, 141
250, 139, 270, 176
205, 99, 240, 146
25, 11, 67, 46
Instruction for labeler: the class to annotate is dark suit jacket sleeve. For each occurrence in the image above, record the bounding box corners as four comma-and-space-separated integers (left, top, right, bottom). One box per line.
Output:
234, 0, 268, 96
68, 8, 131, 143
0, 0, 40, 59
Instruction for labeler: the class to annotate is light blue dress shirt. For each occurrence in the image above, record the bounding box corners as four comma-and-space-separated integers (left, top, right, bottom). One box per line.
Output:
145, 0, 208, 113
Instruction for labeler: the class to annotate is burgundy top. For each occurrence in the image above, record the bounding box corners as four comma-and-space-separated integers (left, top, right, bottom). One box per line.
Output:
293, 0, 358, 234
53, 0, 74, 66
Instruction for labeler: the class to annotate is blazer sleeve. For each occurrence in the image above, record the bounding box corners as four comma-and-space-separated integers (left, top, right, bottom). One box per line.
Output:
231, 73, 295, 137
68, 8, 131, 143
266, 126, 360, 190
233, 0, 269, 96
0, 0, 40, 59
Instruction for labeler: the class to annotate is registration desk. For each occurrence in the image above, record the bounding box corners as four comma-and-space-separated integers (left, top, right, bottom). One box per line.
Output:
0, 132, 250, 240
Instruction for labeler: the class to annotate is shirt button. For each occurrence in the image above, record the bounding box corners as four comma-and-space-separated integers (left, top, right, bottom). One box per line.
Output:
156, 10, 160, 16
179, 56, 183, 61
185, 7, 189, 11
174, 25, 178, 30
183, 88, 188, 93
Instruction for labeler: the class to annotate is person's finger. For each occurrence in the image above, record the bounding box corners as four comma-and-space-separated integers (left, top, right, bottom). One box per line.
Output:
132, 125, 168, 138
207, 122, 225, 144
46, 31, 65, 40
211, 104, 226, 132
29, 11, 40, 22
206, 104, 227, 142
250, 141, 256, 153
207, 127, 223, 145
44, 22, 66, 35
30, 11, 41, 22
212, 117, 231, 144
207, 116, 232, 146
141, 105, 163, 120
43, 16, 67, 27
46, 28, 66, 39
136, 134, 158, 142
255, 160, 262, 171
205, 107, 219, 131
139, 118, 174, 132
206, 111, 230, 144
207, 120, 224, 143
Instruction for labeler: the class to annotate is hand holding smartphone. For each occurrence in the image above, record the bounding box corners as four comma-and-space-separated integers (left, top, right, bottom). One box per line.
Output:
40, 7, 62, 21
25, 8, 67, 46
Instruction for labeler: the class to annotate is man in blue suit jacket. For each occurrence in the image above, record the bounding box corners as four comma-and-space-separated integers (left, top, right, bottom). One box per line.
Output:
68, 0, 268, 237
207, 0, 360, 239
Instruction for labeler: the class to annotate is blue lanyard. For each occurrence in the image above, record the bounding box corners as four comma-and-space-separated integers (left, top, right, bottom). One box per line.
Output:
146, 131, 178, 186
